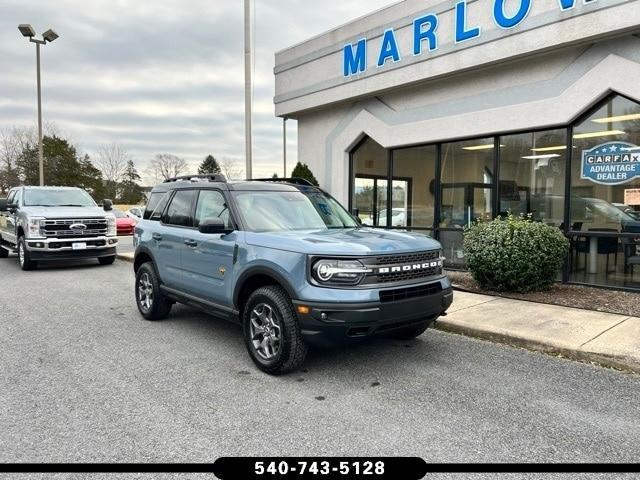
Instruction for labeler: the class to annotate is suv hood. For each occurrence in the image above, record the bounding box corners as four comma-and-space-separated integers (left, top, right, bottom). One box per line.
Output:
20, 206, 112, 219
245, 228, 442, 255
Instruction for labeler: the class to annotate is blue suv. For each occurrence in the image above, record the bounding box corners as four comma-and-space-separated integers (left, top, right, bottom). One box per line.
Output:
133, 175, 453, 374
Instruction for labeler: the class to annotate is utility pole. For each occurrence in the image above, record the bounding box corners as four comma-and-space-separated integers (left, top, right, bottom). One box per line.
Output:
18, 25, 58, 186
283, 117, 287, 177
244, 0, 253, 180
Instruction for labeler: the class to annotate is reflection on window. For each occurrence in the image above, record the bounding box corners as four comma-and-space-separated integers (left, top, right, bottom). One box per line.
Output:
499, 129, 566, 226
440, 138, 494, 268
569, 94, 640, 288
391, 146, 436, 229
352, 138, 388, 227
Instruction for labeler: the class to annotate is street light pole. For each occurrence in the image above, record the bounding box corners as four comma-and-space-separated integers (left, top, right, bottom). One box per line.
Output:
18, 24, 58, 187
244, 0, 253, 180
35, 41, 43, 186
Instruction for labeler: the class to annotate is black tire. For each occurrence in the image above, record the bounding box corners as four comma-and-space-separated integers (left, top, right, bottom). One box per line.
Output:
135, 262, 172, 321
387, 318, 436, 340
242, 285, 307, 375
17, 237, 37, 271
98, 255, 116, 265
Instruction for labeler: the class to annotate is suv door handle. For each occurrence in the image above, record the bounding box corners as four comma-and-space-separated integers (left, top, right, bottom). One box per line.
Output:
184, 239, 198, 247
152, 233, 163, 241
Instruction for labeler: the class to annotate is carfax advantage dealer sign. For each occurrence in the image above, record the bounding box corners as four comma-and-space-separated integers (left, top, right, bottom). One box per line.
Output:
581, 142, 640, 186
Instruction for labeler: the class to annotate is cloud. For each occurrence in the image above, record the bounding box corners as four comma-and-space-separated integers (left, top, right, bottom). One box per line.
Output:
0, 0, 393, 183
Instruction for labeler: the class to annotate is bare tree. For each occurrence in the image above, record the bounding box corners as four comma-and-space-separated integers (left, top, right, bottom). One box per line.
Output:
219, 157, 245, 180
95, 143, 130, 199
150, 154, 188, 181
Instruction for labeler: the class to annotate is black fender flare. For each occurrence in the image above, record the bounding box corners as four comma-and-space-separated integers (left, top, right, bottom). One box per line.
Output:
133, 246, 161, 280
233, 266, 298, 310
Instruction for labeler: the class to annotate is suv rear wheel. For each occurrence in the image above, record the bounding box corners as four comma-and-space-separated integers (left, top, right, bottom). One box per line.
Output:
135, 262, 172, 320
242, 285, 307, 375
18, 237, 37, 271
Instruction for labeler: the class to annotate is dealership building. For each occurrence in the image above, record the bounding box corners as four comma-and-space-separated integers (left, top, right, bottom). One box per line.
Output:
274, 0, 640, 290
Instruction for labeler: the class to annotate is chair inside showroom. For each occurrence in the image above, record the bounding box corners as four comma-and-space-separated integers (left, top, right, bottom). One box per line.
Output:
622, 227, 640, 277
590, 229, 619, 274
569, 222, 586, 271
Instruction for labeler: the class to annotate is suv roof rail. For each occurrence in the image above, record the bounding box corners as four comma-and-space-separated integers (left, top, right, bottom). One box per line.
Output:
164, 174, 227, 183
251, 177, 316, 187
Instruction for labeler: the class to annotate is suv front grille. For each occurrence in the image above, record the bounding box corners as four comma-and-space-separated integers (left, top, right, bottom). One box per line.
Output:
41, 218, 108, 238
361, 250, 442, 286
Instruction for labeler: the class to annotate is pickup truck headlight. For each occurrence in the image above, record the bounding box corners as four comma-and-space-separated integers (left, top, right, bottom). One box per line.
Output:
27, 217, 45, 239
106, 216, 117, 237
311, 259, 372, 286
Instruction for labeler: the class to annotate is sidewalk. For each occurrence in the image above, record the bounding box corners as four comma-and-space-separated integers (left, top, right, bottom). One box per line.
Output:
437, 291, 640, 374
116, 253, 639, 373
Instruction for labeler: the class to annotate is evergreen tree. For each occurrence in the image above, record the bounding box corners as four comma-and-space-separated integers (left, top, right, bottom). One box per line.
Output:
16, 135, 105, 201
272, 173, 279, 179
198, 155, 221, 175
290, 162, 319, 186
119, 159, 144, 204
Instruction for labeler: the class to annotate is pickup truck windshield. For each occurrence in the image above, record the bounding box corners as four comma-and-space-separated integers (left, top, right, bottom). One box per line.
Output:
24, 189, 97, 207
233, 190, 358, 232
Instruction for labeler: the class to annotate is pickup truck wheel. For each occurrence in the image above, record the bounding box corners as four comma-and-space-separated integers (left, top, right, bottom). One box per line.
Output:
98, 256, 116, 265
17, 237, 37, 271
243, 285, 307, 375
135, 262, 172, 320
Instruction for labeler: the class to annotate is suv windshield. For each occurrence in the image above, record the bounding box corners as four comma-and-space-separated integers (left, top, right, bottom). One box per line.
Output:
24, 189, 96, 207
233, 190, 358, 232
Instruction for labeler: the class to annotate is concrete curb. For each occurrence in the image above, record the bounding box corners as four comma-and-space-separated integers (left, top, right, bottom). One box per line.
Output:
116, 252, 134, 263
434, 319, 640, 375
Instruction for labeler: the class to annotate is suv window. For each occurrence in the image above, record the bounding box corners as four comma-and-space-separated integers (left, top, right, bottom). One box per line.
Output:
162, 190, 196, 227
194, 190, 231, 228
6, 190, 16, 205
13, 190, 22, 206
149, 192, 171, 221
144, 192, 165, 220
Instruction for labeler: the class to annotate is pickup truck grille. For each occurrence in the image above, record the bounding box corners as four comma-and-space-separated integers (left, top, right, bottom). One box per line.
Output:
361, 250, 443, 286
41, 218, 108, 238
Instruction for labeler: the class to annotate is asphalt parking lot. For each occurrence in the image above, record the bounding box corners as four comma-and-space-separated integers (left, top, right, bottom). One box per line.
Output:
1, 258, 640, 467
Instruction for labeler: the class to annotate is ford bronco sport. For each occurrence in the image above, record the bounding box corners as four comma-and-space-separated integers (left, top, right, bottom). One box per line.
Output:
0, 186, 118, 270
133, 175, 453, 374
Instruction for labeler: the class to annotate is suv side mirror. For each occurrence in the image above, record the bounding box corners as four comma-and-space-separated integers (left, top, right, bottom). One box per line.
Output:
103, 199, 113, 211
198, 218, 231, 235
0, 199, 7, 212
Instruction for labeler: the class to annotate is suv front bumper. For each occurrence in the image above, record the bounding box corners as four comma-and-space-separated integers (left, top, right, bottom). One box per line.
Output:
293, 282, 453, 347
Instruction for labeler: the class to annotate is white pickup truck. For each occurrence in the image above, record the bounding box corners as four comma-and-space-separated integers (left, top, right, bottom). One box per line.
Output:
0, 186, 118, 270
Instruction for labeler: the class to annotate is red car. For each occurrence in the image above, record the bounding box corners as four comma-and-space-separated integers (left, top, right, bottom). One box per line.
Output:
113, 209, 137, 235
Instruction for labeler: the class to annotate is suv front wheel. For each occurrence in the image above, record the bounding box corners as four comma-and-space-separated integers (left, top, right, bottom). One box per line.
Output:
135, 262, 172, 320
242, 285, 307, 375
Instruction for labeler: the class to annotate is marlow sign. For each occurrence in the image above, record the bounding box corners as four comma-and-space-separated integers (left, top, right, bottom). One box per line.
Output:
581, 142, 640, 186
344, 0, 598, 77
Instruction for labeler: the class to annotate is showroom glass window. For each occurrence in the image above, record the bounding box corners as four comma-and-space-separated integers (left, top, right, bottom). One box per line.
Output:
351, 137, 388, 227
499, 129, 567, 226
569, 94, 640, 288
391, 145, 437, 232
439, 138, 494, 268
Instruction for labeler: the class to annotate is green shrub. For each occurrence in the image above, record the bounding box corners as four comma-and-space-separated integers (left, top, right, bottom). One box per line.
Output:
463, 214, 569, 293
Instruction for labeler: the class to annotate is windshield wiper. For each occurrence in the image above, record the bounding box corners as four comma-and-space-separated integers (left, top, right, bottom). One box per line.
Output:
55, 204, 87, 207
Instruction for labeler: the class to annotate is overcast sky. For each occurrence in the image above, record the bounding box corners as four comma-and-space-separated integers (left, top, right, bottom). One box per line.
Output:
0, 0, 393, 183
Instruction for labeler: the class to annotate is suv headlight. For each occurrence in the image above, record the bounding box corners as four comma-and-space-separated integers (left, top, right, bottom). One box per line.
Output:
311, 258, 372, 286
27, 217, 45, 239
106, 216, 117, 236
